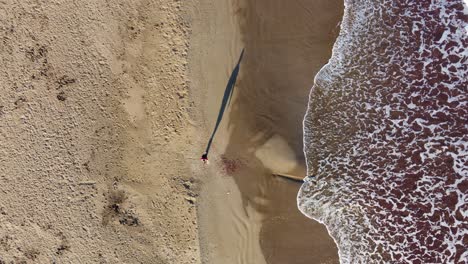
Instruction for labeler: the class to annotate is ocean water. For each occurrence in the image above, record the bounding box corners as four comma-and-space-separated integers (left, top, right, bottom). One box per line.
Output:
298, 0, 467, 263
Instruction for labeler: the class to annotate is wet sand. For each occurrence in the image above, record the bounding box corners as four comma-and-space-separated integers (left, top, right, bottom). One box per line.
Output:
192, 0, 343, 263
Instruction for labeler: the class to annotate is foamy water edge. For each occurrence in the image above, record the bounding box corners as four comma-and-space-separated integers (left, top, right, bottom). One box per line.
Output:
298, 0, 467, 263
298, 0, 362, 261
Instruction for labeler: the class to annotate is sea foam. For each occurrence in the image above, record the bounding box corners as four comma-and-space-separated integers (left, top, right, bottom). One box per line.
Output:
299, 0, 467, 262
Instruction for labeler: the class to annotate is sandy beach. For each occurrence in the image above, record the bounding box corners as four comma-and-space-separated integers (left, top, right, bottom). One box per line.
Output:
1, 1, 199, 263
1, 0, 343, 263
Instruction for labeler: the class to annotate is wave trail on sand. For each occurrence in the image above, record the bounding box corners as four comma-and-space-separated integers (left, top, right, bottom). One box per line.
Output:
298, 0, 467, 263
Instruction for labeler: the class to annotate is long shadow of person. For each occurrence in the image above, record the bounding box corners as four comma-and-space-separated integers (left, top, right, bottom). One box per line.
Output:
201, 49, 245, 162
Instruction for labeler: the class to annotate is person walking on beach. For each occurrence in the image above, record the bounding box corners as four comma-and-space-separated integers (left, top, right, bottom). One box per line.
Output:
201, 49, 245, 164
201, 152, 208, 164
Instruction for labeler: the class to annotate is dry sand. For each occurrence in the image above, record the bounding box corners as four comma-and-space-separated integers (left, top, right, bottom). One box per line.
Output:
1, 1, 201, 263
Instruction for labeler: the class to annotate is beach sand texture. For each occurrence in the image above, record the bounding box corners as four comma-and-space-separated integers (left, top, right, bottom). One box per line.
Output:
1, 0, 344, 263
0, 1, 200, 263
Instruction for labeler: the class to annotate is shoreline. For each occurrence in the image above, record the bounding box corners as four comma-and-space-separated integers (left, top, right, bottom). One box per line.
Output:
298, 0, 350, 262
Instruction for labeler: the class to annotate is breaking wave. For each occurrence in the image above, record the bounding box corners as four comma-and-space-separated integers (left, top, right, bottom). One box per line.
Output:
298, 0, 467, 263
